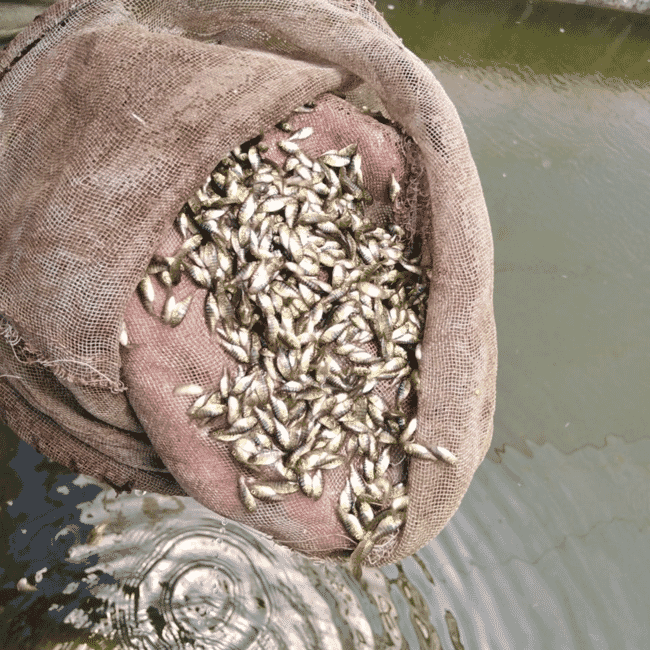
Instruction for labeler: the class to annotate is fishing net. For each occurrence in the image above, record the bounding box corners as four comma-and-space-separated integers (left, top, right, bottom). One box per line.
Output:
0, 0, 497, 567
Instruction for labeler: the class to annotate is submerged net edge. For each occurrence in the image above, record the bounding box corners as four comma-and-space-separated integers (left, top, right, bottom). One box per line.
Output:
0, 379, 186, 495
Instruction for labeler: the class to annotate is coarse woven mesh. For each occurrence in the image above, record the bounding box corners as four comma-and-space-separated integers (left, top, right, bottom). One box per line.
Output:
0, 0, 497, 566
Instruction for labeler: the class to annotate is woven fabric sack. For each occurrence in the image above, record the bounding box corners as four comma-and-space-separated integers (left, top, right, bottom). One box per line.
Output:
0, 0, 497, 566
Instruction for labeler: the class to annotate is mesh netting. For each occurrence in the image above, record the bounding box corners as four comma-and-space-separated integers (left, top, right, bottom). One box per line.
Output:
0, 0, 497, 567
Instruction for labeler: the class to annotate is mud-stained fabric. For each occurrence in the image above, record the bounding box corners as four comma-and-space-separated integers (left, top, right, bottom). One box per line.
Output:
0, 0, 496, 565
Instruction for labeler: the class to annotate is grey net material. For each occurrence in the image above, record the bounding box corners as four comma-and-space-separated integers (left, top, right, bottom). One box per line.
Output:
0, 0, 497, 565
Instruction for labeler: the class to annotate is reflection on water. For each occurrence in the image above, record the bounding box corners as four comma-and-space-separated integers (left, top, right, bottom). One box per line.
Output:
429, 61, 650, 461
2, 430, 647, 649
2, 1, 650, 648
377, 0, 650, 81
0, 437, 450, 649
67, 492, 371, 650
0, 3, 54, 42
428, 436, 650, 649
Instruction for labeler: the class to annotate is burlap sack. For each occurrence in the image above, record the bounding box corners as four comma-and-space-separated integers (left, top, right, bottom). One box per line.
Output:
0, 0, 497, 566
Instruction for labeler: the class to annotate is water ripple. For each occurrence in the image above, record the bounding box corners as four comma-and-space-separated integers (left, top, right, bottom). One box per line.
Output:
56, 490, 385, 649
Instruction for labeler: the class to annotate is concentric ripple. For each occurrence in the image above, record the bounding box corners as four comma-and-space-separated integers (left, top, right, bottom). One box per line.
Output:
61, 489, 384, 649
108, 525, 271, 648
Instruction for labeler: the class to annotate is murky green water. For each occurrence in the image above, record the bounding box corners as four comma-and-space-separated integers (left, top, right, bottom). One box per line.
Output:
2, 1, 650, 648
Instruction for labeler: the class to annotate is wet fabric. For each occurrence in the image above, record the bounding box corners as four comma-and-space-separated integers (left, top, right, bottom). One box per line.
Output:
0, 0, 496, 565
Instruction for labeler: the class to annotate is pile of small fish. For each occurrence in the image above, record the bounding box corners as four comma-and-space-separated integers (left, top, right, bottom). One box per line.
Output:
136, 104, 457, 567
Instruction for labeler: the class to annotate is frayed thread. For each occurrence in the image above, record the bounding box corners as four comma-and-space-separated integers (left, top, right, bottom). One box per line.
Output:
0, 316, 126, 393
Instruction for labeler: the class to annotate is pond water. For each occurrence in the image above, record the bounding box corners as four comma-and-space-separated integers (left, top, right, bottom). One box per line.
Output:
2, 0, 649, 648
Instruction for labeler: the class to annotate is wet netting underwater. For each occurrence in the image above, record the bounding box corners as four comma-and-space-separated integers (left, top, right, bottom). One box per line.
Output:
0, 0, 496, 569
